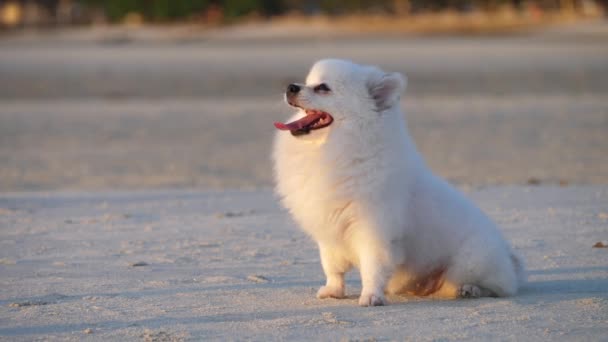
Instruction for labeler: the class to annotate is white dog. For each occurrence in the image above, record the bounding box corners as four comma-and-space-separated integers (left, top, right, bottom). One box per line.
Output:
272, 59, 525, 306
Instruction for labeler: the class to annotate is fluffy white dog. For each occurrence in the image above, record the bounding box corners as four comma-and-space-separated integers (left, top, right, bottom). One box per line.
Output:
272, 59, 525, 306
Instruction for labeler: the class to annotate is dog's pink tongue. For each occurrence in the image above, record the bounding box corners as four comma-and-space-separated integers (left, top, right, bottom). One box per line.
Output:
274, 113, 321, 131
273, 122, 295, 130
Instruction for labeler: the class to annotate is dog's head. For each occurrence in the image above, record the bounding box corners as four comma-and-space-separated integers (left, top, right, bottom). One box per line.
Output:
275, 59, 406, 136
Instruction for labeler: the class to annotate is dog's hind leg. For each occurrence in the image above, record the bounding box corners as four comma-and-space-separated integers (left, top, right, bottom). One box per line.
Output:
446, 239, 520, 298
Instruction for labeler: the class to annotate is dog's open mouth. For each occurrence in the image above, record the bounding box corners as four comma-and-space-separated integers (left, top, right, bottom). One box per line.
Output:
274, 109, 334, 136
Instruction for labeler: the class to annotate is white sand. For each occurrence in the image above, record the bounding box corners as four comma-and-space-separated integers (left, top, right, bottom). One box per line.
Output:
2, 95, 607, 191
1, 186, 607, 340
2, 23, 608, 191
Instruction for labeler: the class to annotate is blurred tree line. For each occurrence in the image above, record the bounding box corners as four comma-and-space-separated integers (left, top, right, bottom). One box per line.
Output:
78, 0, 281, 21
76, 0, 602, 21
1, 0, 603, 27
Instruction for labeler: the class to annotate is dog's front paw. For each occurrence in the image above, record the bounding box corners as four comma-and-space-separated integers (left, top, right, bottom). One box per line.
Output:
317, 285, 345, 299
358, 292, 386, 307
458, 284, 482, 298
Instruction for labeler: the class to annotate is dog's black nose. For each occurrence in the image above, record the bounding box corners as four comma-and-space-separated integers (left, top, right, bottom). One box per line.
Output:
287, 84, 301, 94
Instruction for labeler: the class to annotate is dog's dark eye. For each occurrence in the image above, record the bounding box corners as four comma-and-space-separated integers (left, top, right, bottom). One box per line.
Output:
313, 83, 331, 93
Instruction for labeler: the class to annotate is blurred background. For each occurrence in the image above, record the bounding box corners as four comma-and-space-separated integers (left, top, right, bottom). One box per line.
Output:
0, 0, 607, 191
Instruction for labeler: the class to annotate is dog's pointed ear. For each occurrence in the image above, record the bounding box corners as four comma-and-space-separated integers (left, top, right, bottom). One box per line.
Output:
367, 72, 406, 111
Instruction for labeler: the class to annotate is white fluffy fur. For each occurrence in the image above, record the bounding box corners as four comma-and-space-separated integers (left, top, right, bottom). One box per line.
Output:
272, 59, 525, 306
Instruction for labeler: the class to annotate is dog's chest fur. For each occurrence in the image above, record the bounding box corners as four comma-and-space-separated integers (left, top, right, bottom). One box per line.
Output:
273, 115, 410, 246
274, 135, 361, 243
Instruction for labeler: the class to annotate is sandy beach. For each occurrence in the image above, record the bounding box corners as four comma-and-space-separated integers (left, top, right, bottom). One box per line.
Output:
1, 20, 607, 341
1, 186, 607, 340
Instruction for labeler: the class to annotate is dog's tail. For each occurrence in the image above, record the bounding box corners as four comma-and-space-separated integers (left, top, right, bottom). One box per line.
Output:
511, 251, 527, 286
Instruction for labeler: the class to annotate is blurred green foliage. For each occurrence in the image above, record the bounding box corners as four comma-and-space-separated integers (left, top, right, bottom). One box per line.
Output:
80, 0, 208, 21
76, 0, 555, 22
79, 0, 284, 21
